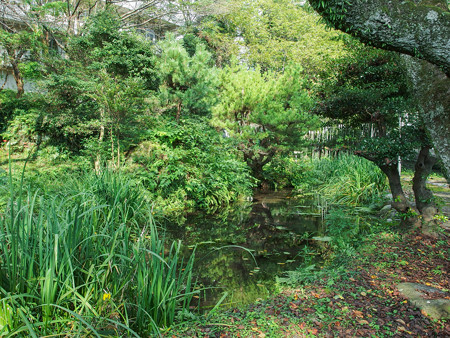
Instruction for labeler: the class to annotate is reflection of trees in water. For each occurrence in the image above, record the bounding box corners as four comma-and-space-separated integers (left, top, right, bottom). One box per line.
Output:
167, 195, 322, 258
165, 194, 324, 306
195, 247, 271, 308
243, 200, 316, 254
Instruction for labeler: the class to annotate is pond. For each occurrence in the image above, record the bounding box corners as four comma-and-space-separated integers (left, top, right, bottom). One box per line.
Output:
164, 190, 328, 309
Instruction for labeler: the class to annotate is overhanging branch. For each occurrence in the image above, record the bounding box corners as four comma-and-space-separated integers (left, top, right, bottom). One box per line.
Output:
308, 0, 450, 75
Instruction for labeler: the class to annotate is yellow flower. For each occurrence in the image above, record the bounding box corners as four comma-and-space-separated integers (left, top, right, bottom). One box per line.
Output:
103, 293, 111, 301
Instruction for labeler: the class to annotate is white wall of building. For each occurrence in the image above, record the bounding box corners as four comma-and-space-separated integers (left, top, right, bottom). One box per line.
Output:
1, 69, 36, 92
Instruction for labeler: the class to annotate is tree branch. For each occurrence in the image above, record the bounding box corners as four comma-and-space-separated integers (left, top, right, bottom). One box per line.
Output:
308, 0, 450, 75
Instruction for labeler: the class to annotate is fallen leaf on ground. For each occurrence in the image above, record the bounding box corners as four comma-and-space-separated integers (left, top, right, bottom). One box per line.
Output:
353, 310, 364, 318
307, 328, 318, 335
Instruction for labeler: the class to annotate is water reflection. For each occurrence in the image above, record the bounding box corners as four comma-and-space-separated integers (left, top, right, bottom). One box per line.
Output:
164, 190, 325, 308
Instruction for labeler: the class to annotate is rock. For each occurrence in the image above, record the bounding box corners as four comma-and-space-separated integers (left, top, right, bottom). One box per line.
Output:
380, 204, 392, 215
397, 282, 450, 320
441, 221, 450, 231
312, 236, 332, 242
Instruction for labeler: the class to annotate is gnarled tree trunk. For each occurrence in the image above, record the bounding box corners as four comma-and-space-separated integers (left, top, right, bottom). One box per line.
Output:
379, 163, 411, 214
378, 162, 422, 228
403, 56, 450, 180
10, 60, 24, 98
413, 146, 438, 222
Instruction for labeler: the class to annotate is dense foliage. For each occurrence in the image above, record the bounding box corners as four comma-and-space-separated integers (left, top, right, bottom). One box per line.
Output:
128, 116, 254, 215
197, 0, 348, 73
0, 1, 446, 335
42, 11, 154, 163
316, 43, 423, 165
212, 63, 319, 182
0, 169, 196, 336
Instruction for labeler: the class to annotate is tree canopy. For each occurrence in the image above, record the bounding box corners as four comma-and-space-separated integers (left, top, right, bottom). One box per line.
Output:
197, 0, 349, 73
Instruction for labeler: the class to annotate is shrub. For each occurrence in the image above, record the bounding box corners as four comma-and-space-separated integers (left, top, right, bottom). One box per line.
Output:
0, 91, 45, 149
129, 116, 255, 215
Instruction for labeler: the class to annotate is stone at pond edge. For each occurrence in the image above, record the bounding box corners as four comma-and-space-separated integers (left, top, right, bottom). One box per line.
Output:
441, 220, 450, 231
378, 204, 392, 217
312, 236, 332, 242
379, 204, 392, 216
397, 282, 450, 320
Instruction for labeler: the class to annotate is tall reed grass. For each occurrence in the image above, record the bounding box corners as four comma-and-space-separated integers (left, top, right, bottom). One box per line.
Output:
301, 153, 387, 206
0, 168, 197, 336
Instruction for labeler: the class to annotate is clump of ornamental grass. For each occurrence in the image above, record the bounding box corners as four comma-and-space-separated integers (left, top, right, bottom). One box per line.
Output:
300, 153, 387, 206
0, 166, 197, 336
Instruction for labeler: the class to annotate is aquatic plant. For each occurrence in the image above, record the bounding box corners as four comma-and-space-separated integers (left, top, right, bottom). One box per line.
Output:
299, 153, 387, 206
0, 168, 197, 336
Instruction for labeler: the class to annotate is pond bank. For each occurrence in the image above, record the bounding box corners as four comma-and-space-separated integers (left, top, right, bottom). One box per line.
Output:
166, 228, 449, 337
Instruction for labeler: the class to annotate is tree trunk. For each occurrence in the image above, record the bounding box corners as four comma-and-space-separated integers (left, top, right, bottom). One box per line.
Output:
402, 56, 450, 180
10, 60, 24, 98
380, 163, 411, 214
380, 163, 423, 228
412, 145, 438, 223
242, 146, 276, 186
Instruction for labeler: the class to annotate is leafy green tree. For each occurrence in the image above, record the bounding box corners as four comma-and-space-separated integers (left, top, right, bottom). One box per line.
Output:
307, 0, 450, 181
212, 63, 319, 182
85, 71, 148, 169
316, 45, 439, 225
0, 0, 169, 97
197, 0, 348, 73
42, 11, 154, 169
156, 34, 219, 121
0, 0, 86, 97
68, 10, 159, 90
0, 29, 44, 97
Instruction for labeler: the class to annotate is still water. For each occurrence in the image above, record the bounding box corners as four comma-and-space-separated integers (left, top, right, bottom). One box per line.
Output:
165, 190, 325, 308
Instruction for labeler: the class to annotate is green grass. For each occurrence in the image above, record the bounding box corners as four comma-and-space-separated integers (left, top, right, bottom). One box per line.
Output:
298, 153, 388, 206
0, 166, 197, 336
